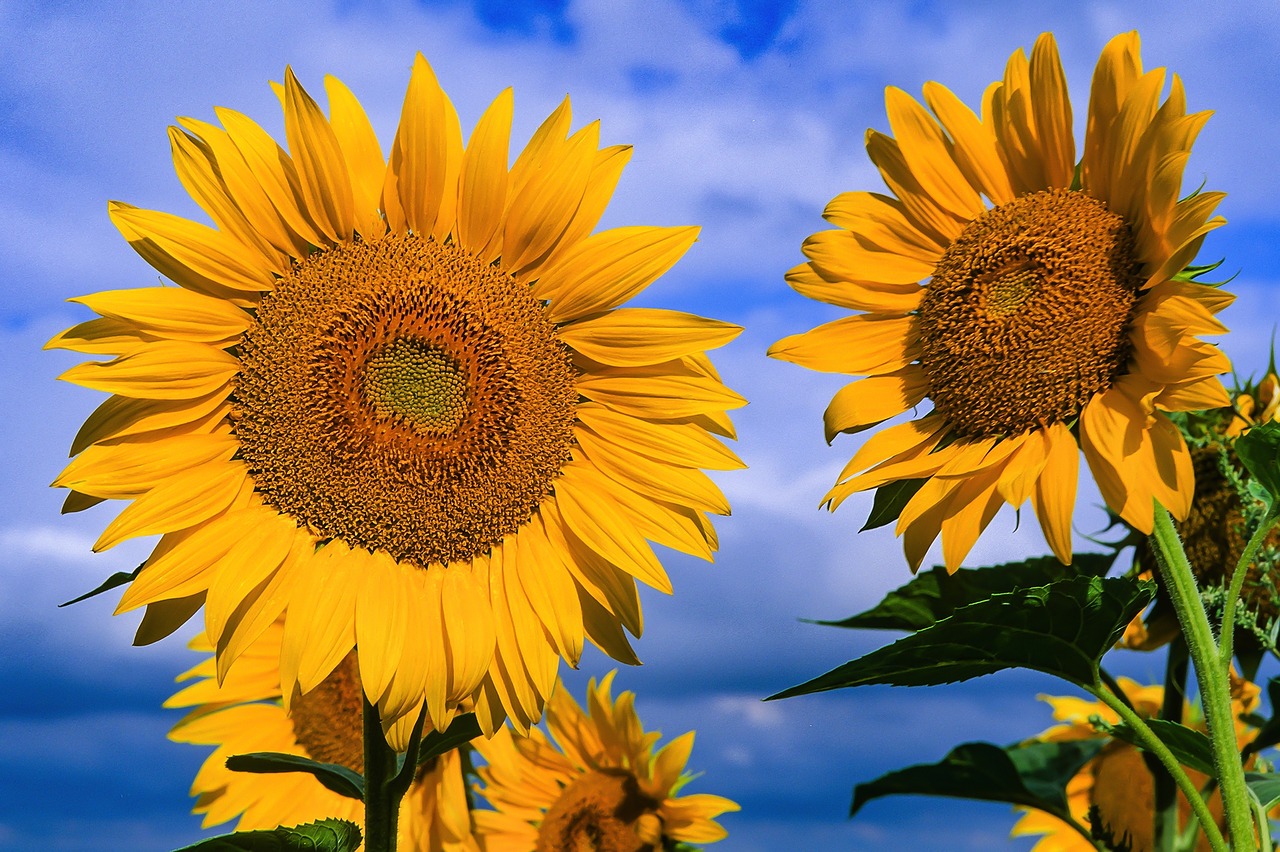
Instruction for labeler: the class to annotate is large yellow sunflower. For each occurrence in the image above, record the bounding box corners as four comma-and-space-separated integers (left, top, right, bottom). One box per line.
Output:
168, 620, 476, 850
1010, 676, 1260, 851
471, 671, 738, 851
768, 31, 1232, 571
50, 55, 745, 741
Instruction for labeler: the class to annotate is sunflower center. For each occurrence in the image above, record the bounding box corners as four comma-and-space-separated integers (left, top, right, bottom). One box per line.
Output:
916, 188, 1142, 438
290, 652, 364, 773
536, 770, 658, 852
362, 338, 469, 435
234, 233, 578, 567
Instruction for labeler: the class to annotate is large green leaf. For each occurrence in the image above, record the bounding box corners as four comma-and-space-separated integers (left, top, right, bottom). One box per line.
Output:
226, 752, 364, 801
850, 739, 1104, 824
771, 575, 1153, 699
171, 819, 361, 851
1237, 420, 1280, 507
416, 713, 481, 767
1246, 772, 1280, 810
816, 553, 1114, 632
58, 563, 142, 607
1108, 719, 1216, 776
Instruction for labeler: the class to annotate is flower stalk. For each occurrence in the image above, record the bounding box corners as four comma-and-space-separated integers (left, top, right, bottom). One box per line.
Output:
1149, 502, 1255, 849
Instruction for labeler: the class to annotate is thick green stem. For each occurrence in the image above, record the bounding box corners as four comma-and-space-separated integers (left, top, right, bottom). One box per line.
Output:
1152, 637, 1189, 852
1150, 503, 1255, 850
1091, 682, 1227, 852
363, 696, 400, 852
1219, 506, 1280, 667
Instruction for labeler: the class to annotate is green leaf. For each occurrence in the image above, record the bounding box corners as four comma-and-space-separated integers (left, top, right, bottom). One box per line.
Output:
1108, 719, 1216, 776
1246, 772, 1280, 810
815, 553, 1114, 632
226, 752, 364, 801
770, 575, 1153, 699
850, 739, 1104, 823
860, 479, 926, 532
58, 563, 142, 607
1236, 420, 1280, 507
171, 819, 361, 851
417, 713, 481, 766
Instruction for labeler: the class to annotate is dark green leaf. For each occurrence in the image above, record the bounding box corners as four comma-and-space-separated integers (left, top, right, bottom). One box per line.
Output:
770, 575, 1153, 699
1236, 420, 1280, 507
226, 752, 364, 801
850, 739, 1104, 823
1246, 772, 1280, 810
860, 479, 926, 532
170, 818, 361, 851
1108, 719, 1215, 776
58, 564, 142, 607
417, 713, 481, 766
815, 553, 1114, 632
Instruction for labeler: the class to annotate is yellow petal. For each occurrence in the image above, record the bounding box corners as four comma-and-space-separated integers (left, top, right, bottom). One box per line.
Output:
456, 88, 512, 261
70, 288, 249, 344
576, 403, 745, 470
68, 392, 229, 456
280, 540, 358, 697
560, 309, 741, 367
93, 459, 248, 552
515, 518, 584, 666
283, 67, 355, 242
323, 74, 386, 240
784, 262, 923, 313
802, 228, 936, 286
575, 426, 730, 515
884, 86, 985, 220
382, 53, 461, 238
864, 129, 965, 245
576, 368, 746, 420
45, 317, 151, 356
440, 564, 497, 703
540, 498, 643, 637
922, 81, 1014, 205
203, 511, 294, 661
538, 144, 633, 274
58, 341, 238, 400
54, 432, 237, 499
133, 593, 204, 647
538, 226, 699, 324
216, 527, 311, 678
823, 367, 930, 443
1028, 33, 1075, 190
1031, 422, 1079, 564
1082, 31, 1143, 200
355, 550, 409, 707
769, 314, 918, 376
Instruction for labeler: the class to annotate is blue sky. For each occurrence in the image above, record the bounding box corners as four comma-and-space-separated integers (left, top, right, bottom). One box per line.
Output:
3, 1, 1280, 849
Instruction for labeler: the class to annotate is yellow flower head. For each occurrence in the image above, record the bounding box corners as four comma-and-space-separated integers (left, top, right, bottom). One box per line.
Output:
1011, 677, 1259, 851
50, 55, 746, 740
769, 32, 1232, 572
472, 672, 739, 850
167, 620, 477, 850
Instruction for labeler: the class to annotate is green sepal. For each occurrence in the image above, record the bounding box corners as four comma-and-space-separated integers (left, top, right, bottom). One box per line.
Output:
1246, 772, 1280, 810
1171, 258, 1225, 283
225, 752, 364, 801
813, 553, 1114, 632
57, 563, 142, 607
770, 575, 1153, 700
416, 713, 481, 767
1107, 718, 1216, 776
850, 739, 1104, 824
170, 818, 362, 851
1236, 420, 1280, 508
860, 479, 926, 532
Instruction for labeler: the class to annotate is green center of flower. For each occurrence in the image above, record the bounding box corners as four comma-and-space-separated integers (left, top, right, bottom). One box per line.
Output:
916, 188, 1142, 438
363, 339, 469, 435
536, 770, 658, 852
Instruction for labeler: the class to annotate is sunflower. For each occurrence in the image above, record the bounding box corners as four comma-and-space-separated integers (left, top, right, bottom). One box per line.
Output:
768, 31, 1232, 572
167, 620, 476, 850
1010, 676, 1260, 851
471, 671, 738, 851
49, 56, 745, 740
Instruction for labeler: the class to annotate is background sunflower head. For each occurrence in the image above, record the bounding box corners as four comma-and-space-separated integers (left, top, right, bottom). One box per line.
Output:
166, 620, 478, 850
769, 31, 1232, 573
50, 55, 745, 738
471, 671, 739, 851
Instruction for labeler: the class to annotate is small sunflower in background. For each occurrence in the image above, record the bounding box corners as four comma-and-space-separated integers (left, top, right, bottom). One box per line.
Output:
769, 31, 1232, 572
50, 55, 745, 740
1123, 370, 1280, 652
1010, 676, 1261, 851
471, 672, 738, 851
167, 621, 476, 850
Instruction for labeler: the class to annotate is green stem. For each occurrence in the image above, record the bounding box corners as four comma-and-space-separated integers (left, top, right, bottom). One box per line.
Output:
363, 696, 400, 852
1091, 682, 1227, 852
1151, 503, 1255, 850
1153, 637, 1189, 852
1220, 506, 1280, 668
